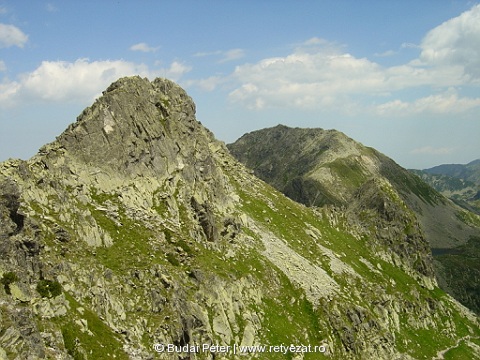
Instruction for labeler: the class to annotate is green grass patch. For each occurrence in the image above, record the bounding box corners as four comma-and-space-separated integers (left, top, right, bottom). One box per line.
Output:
87, 189, 163, 272
89, 207, 156, 271
444, 338, 480, 360
327, 158, 367, 188
59, 292, 129, 360
260, 270, 326, 360
396, 324, 454, 359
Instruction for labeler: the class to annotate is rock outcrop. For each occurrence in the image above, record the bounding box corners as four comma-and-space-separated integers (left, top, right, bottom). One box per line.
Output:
0, 78, 479, 359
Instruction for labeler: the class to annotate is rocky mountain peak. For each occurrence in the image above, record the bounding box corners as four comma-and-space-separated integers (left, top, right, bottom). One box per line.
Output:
41, 76, 208, 178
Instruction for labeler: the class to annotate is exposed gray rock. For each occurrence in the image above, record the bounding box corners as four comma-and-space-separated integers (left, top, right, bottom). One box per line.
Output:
9, 282, 32, 303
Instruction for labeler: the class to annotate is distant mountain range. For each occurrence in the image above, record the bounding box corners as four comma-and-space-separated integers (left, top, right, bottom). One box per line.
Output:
411, 159, 480, 214
424, 159, 480, 183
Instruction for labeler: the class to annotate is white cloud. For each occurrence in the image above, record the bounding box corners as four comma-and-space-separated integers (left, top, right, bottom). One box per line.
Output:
0, 59, 191, 106
375, 90, 480, 116
164, 61, 192, 80
410, 146, 455, 155
419, 4, 480, 81
384, 62, 466, 89
130, 42, 159, 53
374, 99, 409, 115
0, 58, 191, 107
408, 92, 480, 113
229, 49, 387, 110
219, 49, 245, 63
17, 59, 148, 103
0, 23, 28, 48
0, 80, 20, 104
228, 47, 471, 110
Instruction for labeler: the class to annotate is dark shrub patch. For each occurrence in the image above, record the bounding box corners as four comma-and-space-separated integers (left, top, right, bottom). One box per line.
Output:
1, 272, 18, 294
37, 279, 63, 298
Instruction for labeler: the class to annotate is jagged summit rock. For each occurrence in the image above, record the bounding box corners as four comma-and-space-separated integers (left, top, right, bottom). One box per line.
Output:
40, 77, 212, 177
1, 78, 479, 359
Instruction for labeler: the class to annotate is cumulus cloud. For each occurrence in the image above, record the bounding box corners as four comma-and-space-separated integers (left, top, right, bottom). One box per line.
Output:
0, 58, 191, 107
11, 59, 148, 103
130, 42, 159, 53
0, 23, 28, 48
419, 4, 480, 81
229, 47, 387, 110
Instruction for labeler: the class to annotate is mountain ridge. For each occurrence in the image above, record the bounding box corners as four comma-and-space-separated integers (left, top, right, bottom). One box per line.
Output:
0, 77, 479, 359
228, 124, 480, 315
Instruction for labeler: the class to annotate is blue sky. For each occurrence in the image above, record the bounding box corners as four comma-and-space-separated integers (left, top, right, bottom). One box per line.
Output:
1, 1, 479, 169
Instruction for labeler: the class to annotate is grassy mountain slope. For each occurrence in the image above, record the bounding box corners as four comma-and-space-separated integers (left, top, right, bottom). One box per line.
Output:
228, 125, 480, 316
0, 78, 479, 359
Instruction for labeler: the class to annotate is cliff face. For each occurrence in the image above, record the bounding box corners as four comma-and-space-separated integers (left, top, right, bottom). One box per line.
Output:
0, 78, 479, 360
228, 125, 480, 316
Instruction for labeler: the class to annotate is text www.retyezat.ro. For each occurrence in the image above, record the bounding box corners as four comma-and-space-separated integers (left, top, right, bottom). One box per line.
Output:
153, 343, 328, 355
